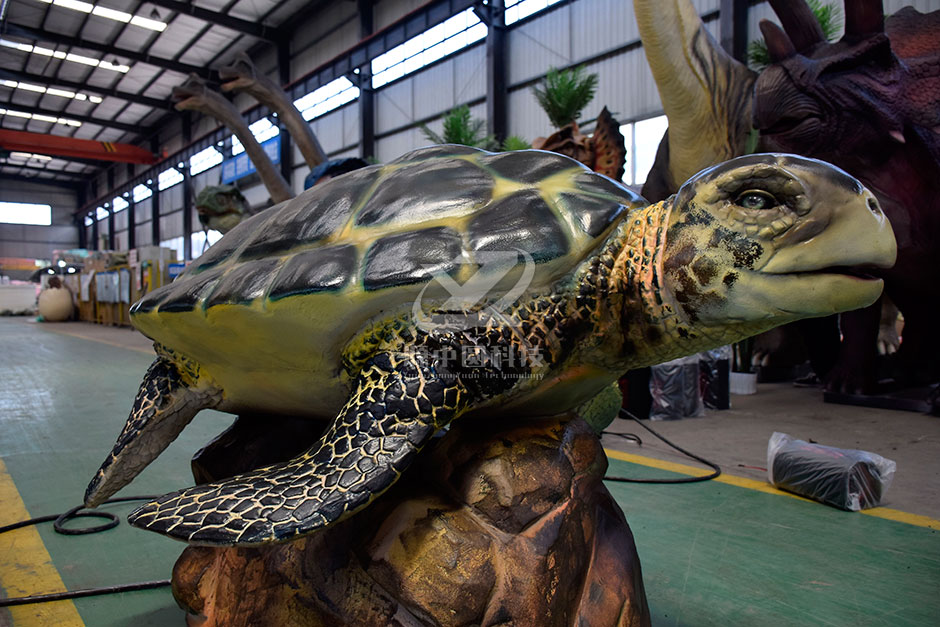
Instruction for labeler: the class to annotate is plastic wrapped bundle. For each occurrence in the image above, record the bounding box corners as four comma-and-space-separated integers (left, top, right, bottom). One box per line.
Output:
699, 346, 731, 410
649, 354, 704, 421
767, 432, 896, 511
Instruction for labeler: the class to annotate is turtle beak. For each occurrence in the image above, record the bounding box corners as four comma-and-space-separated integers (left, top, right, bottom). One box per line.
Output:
761, 189, 896, 275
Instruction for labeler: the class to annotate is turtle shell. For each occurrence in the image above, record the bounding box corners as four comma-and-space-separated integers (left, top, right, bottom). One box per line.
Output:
130, 146, 645, 416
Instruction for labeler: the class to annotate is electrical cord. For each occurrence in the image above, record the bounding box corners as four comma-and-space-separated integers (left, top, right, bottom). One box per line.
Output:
2, 415, 719, 607
602, 409, 722, 484
0, 496, 171, 608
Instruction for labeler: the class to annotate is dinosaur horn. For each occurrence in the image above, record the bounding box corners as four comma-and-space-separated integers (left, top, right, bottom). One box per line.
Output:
767, 0, 824, 51
760, 20, 797, 62
844, 0, 884, 39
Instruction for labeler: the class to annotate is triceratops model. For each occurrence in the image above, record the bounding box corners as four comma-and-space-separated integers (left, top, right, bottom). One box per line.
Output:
636, 0, 940, 395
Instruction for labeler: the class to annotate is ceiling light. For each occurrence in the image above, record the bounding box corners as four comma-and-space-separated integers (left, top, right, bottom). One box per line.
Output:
0, 107, 82, 127
0, 79, 105, 103
33, 0, 167, 31
0, 39, 130, 73
10, 152, 52, 161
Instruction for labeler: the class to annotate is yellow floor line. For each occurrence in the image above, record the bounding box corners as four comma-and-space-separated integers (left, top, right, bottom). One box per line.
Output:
604, 448, 940, 531
0, 458, 84, 626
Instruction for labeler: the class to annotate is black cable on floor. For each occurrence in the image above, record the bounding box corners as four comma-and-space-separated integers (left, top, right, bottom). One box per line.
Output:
0, 496, 172, 608
602, 409, 722, 484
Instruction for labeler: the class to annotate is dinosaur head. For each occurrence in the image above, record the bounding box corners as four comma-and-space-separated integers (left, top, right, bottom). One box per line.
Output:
658, 154, 895, 339
219, 52, 257, 93
752, 0, 940, 162
171, 74, 213, 112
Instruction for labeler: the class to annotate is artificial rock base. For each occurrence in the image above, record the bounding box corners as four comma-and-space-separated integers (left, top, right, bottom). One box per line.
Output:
172, 417, 650, 626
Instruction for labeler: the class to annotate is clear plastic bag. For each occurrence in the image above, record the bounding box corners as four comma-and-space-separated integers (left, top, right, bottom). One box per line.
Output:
649, 354, 704, 421
767, 432, 896, 511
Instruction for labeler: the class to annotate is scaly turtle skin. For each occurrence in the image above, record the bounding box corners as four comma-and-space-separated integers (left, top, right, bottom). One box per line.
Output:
85, 147, 895, 545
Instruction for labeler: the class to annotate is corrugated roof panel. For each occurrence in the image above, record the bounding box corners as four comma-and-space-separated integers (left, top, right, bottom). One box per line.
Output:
193, 0, 230, 12
1, 117, 28, 131
6, 2, 47, 27
115, 65, 162, 93
142, 73, 182, 100
95, 127, 127, 142
9, 90, 42, 109
23, 52, 59, 76
264, 0, 309, 24
178, 25, 243, 66
112, 24, 162, 51
79, 12, 127, 42
228, 0, 283, 21
42, 7, 91, 37
115, 103, 151, 123
146, 15, 209, 59
54, 61, 95, 84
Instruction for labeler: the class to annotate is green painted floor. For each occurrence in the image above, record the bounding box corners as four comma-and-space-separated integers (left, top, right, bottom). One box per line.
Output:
1, 317, 938, 626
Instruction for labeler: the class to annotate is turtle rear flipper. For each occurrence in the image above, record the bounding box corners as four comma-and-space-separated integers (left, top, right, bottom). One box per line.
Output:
85, 357, 221, 507
128, 352, 468, 545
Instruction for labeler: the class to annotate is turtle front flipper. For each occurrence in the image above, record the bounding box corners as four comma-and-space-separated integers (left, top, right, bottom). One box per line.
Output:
85, 356, 222, 507
128, 352, 469, 545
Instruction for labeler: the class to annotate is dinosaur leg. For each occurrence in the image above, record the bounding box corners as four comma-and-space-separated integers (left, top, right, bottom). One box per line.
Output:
128, 351, 469, 545
85, 357, 221, 507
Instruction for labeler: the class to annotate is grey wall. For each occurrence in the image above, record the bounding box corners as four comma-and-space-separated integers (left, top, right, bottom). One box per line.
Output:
0, 178, 79, 264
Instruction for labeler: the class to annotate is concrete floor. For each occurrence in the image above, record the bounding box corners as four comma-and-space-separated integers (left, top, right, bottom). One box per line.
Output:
1, 318, 938, 626
602, 383, 940, 520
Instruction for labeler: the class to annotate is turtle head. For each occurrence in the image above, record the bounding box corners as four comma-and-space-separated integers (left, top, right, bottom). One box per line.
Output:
657, 153, 896, 341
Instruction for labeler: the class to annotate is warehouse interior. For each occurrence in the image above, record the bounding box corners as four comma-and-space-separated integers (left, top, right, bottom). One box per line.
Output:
2, 0, 939, 625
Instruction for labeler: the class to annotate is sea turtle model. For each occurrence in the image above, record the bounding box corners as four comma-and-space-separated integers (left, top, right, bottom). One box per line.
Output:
85, 146, 895, 545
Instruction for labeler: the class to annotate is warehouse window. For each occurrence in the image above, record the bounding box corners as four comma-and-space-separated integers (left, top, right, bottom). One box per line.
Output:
231, 118, 281, 155
160, 236, 184, 262
371, 8, 486, 89
190, 147, 224, 175
158, 167, 183, 191
505, 0, 564, 25
191, 229, 223, 256
0, 201, 51, 226
112, 196, 129, 212
620, 114, 668, 187
294, 77, 359, 122
133, 183, 152, 202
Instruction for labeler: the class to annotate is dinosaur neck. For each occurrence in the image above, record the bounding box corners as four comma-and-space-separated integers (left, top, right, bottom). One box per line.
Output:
177, 93, 293, 204
228, 77, 328, 168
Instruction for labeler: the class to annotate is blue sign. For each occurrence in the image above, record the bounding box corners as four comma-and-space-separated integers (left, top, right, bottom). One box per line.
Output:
221, 136, 281, 184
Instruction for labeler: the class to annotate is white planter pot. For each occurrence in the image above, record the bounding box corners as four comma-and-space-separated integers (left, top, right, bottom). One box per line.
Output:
730, 372, 758, 395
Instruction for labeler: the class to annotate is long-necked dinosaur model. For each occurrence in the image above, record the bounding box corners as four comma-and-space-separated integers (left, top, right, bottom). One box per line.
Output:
173, 74, 293, 205
219, 53, 329, 169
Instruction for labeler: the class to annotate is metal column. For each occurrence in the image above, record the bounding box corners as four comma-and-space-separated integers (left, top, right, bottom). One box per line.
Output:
358, 0, 375, 160
485, 0, 508, 145
150, 137, 161, 246
277, 40, 295, 188
720, 0, 750, 62
181, 113, 193, 262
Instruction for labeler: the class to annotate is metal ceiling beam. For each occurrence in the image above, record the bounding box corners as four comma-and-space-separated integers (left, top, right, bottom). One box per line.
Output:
8, 104, 144, 134
0, 129, 156, 163
3, 22, 213, 79
0, 165, 87, 181
145, 0, 280, 41
0, 68, 172, 110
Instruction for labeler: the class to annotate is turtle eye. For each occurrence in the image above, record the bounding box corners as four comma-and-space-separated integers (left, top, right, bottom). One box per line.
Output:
735, 190, 778, 210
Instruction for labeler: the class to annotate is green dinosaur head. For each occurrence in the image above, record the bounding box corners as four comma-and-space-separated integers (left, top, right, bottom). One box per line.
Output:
656, 153, 896, 344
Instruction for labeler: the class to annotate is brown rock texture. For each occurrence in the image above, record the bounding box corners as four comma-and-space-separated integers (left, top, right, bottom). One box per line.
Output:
172, 417, 650, 626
